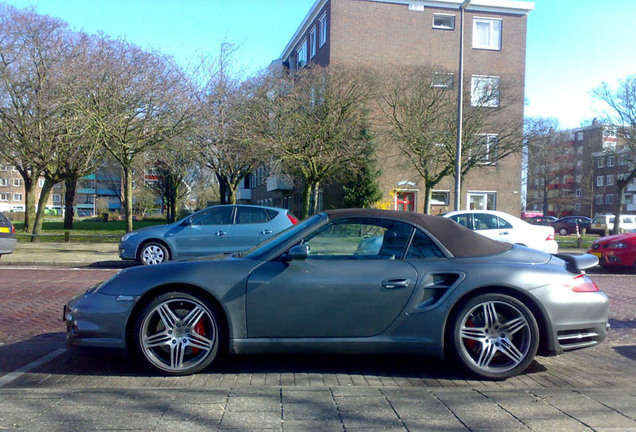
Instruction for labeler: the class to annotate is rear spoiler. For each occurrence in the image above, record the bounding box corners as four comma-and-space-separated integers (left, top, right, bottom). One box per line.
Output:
553, 253, 599, 273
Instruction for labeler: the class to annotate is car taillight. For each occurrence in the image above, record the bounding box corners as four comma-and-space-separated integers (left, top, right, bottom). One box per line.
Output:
10, 224, 15, 234
567, 274, 599, 292
287, 213, 299, 225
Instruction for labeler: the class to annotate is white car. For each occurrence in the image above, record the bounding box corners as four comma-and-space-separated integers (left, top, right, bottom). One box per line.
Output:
443, 210, 558, 253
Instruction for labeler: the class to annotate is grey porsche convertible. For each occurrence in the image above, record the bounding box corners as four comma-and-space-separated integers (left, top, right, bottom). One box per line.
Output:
64, 209, 609, 380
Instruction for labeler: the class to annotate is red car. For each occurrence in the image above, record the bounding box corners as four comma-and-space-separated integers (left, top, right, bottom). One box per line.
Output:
588, 232, 636, 270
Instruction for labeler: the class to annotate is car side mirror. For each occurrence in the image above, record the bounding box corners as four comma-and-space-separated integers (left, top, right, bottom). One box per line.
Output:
181, 218, 192, 227
287, 244, 309, 261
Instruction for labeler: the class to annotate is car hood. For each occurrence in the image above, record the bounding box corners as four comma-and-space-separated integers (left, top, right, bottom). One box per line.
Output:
592, 232, 636, 245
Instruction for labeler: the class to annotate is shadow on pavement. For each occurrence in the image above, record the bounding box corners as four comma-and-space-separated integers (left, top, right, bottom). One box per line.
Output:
613, 345, 636, 362
84, 260, 139, 269
0, 333, 65, 373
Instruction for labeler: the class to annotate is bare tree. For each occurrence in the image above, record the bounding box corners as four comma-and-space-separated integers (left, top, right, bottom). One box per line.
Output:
593, 75, 636, 234
525, 117, 563, 213
0, 5, 70, 233
195, 44, 270, 205
78, 37, 197, 232
267, 65, 377, 219
382, 67, 523, 214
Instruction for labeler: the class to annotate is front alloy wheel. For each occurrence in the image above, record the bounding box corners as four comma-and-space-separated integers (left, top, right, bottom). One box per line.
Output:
140, 242, 169, 265
451, 294, 539, 380
134, 292, 220, 375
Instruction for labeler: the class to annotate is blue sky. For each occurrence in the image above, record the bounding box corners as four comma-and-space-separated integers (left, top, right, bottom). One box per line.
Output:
3, 0, 635, 129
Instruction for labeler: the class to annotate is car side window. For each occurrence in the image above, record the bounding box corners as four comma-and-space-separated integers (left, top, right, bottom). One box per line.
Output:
191, 207, 233, 226
496, 216, 513, 229
405, 229, 445, 259
473, 214, 498, 230
450, 214, 471, 229
302, 218, 413, 260
236, 207, 269, 224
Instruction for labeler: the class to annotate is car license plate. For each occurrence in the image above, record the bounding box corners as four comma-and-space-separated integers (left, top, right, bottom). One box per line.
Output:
590, 252, 602, 258
0, 227, 8, 233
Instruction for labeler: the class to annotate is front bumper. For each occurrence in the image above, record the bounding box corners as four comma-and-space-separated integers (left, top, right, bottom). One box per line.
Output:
589, 250, 635, 268
64, 290, 137, 350
118, 242, 137, 261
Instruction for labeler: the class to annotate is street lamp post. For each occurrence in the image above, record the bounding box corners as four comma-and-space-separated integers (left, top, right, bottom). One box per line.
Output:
454, 0, 471, 211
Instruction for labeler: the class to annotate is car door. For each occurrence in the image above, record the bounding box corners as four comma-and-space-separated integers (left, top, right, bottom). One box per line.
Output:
471, 213, 515, 243
246, 218, 418, 338
171, 206, 234, 257
232, 206, 277, 251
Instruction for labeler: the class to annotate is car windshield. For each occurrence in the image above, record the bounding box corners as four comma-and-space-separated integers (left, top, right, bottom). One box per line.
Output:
241, 214, 324, 260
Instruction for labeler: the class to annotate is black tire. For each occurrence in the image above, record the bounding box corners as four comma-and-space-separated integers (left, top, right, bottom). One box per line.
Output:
139, 241, 170, 265
449, 293, 539, 380
133, 292, 221, 375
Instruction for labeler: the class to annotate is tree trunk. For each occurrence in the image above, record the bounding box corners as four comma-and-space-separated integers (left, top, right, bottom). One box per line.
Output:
310, 181, 320, 216
612, 180, 628, 235
63, 178, 77, 229
123, 166, 134, 233
227, 183, 237, 205
542, 186, 549, 215
423, 186, 433, 215
31, 180, 54, 242
301, 182, 312, 220
23, 176, 38, 233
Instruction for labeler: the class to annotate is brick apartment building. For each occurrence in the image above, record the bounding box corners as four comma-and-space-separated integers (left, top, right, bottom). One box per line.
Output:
526, 123, 635, 217
249, 0, 534, 216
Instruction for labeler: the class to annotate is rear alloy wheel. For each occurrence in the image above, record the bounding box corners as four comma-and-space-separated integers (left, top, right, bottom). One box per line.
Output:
134, 292, 220, 375
559, 228, 568, 236
451, 294, 539, 380
140, 242, 169, 265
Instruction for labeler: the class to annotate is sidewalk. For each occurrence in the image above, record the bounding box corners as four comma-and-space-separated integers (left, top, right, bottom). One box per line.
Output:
0, 242, 129, 268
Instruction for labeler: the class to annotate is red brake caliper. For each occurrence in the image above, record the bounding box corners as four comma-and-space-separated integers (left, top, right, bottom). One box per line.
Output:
191, 318, 205, 355
465, 318, 477, 350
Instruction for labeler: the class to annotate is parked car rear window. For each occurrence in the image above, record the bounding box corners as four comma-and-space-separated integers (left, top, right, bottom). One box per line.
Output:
0, 213, 9, 226
236, 207, 269, 224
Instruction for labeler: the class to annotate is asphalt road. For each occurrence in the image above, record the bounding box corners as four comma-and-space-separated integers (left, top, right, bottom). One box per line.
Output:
0, 266, 635, 431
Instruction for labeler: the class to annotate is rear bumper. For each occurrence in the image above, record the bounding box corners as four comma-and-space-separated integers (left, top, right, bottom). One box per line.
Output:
0, 237, 17, 255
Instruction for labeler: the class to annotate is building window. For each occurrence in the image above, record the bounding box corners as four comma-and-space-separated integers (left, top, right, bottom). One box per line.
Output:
576, 146, 583, 154
296, 39, 307, 69
431, 191, 450, 206
0, 178, 7, 187
38, 178, 45, 187
575, 189, 582, 197
473, 18, 502, 50
13, 178, 22, 187
471, 75, 500, 107
0, 192, 8, 201
575, 175, 582, 183
595, 194, 603, 205
607, 155, 615, 167
395, 191, 416, 212
432, 72, 454, 88
624, 193, 633, 204
309, 26, 317, 58
319, 13, 327, 47
13, 193, 22, 201
596, 176, 604, 187
54, 183, 62, 189
597, 157, 604, 168
576, 160, 582, 169
577, 131, 584, 141
0, 164, 9, 171
606, 174, 614, 186
606, 194, 614, 205
433, 14, 455, 30
574, 203, 581, 211
473, 134, 498, 164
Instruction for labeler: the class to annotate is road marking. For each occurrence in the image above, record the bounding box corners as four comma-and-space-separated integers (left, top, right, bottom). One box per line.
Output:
0, 348, 66, 388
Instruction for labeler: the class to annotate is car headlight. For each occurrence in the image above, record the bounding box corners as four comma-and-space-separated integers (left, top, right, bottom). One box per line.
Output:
609, 241, 628, 249
121, 232, 138, 242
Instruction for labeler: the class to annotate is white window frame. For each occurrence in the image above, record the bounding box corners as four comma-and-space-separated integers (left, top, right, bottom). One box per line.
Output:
431, 190, 450, 206
606, 174, 614, 186
607, 155, 615, 167
319, 13, 327, 47
472, 17, 502, 50
606, 194, 614, 205
575, 189, 582, 197
296, 39, 308, 69
596, 176, 604, 187
471, 75, 500, 107
309, 26, 317, 58
13, 178, 22, 187
473, 134, 498, 165
0, 178, 7, 187
575, 175, 582, 183
574, 203, 581, 211
52, 193, 61, 203
433, 13, 455, 30
13, 193, 22, 201
38, 178, 45, 187
597, 157, 604, 168
432, 72, 454, 88
0, 192, 8, 201
595, 194, 603, 205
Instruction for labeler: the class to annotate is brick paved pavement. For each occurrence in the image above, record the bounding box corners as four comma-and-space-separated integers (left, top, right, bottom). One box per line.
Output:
0, 267, 634, 431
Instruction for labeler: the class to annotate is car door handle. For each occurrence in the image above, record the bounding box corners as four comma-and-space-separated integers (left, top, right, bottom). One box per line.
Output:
261, 229, 273, 235
382, 278, 410, 289
499, 232, 509, 235
216, 231, 227, 236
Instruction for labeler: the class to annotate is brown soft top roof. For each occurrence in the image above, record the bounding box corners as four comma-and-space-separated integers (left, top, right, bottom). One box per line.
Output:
324, 208, 512, 258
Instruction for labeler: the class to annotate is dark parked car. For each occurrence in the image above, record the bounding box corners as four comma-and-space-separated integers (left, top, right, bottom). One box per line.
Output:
118, 205, 298, 265
0, 212, 16, 259
527, 216, 557, 226
66, 209, 609, 380
552, 216, 592, 236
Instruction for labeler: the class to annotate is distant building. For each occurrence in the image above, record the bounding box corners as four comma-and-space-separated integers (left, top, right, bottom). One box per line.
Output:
250, 0, 533, 216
